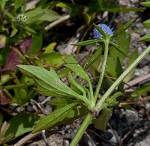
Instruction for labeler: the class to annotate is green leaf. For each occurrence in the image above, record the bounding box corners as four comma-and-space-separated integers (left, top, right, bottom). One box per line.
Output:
49, 97, 79, 108
84, 47, 103, 70
18, 65, 87, 103
68, 72, 86, 96
0, 0, 6, 9
140, 1, 150, 7
106, 56, 123, 81
131, 82, 150, 98
110, 42, 130, 58
60, 107, 87, 125
37, 52, 65, 67
106, 92, 121, 104
64, 55, 90, 83
5, 113, 39, 138
109, 32, 130, 64
24, 26, 36, 33
44, 42, 56, 53
73, 39, 103, 46
94, 108, 112, 131
15, 0, 25, 10
35, 78, 71, 97
143, 19, 150, 28
112, 19, 135, 38
38, 9, 60, 22
26, 7, 60, 24
124, 49, 138, 82
30, 33, 43, 54
33, 102, 78, 132
140, 34, 150, 42
5, 11, 16, 20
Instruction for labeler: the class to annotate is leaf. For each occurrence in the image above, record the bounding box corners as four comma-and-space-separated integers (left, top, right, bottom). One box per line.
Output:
140, 34, 150, 42
124, 49, 138, 82
64, 55, 90, 83
60, 107, 87, 125
140, 1, 150, 7
49, 97, 79, 108
0, 0, 6, 9
84, 47, 103, 70
110, 42, 130, 58
30, 33, 43, 54
0, 34, 6, 48
5, 113, 39, 138
14, 0, 25, 10
2, 38, 32, 72
94, 108, 112, 131
143, 19, 150, 28
106, 92, 122, 104
112, 19, 135, 38
37, 52, 65, 67
109, 32, 130, 64
33, 102, 78, 132
38, 9, 60, 22
26, 7, 60, 24
44, 42, 56, 53
0, 89, 11, 105
73, 39, 103, 46
24, 26, 36, 34
131, 82, 150, 98
68, 72, 86, 96
5, 11, 16, 20
18, 65, 87, 102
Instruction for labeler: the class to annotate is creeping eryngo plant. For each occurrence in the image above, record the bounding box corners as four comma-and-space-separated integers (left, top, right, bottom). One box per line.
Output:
18, 20, 150, 146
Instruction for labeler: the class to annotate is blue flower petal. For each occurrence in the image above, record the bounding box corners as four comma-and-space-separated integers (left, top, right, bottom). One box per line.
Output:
93, 24, 114, 39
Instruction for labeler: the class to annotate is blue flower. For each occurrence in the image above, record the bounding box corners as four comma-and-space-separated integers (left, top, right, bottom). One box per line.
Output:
93, 24, 114, 39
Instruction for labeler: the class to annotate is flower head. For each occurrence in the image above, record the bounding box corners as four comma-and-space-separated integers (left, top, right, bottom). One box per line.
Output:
16, 14, 28, 26
93, 24, 114, 39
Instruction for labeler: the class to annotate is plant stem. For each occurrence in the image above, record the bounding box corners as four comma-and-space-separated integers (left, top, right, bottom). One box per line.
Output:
95, 45, 150, 112
88, 80, 95, 108
94, 38, 110, 102
70, 112, 93, 146
3, 82, 34, 90
44, 15, 71, 31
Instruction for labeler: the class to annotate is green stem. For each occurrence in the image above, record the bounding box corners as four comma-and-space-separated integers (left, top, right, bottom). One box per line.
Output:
3, 82, 35, 90
70, 112, 93, 146
94, 38, 110, 102
95, 45, 150, 112
88, 80, 95, 108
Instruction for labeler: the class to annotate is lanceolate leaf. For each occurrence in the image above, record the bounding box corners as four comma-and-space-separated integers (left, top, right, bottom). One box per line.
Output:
73, 39, 103, 46
18, 65, 89, 104
64, 55, 90, 83
84, 47, 103, 70
68, 72, 86, 96
33, 102, 78, 133
140, 1, 150, 7
110, 42, 130, 58
140, 34, 150, 42
143, 19, 150, 28
112, 19, 135, 38
5, 113, 39, 138
49, 97, 79, 108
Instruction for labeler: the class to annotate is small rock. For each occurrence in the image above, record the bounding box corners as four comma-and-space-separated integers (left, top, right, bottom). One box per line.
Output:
125, 110, 138, 124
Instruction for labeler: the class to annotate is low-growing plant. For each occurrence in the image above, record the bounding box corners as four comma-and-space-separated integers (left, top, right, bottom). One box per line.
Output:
0, 0, 150, 145
18, 16, 150, 146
